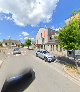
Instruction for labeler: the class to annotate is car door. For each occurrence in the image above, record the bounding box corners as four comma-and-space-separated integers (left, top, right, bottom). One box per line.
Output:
41, 51, 45, 59
37, 51, 41, 57
40, 51, 44, 59
38, 51, 43, 58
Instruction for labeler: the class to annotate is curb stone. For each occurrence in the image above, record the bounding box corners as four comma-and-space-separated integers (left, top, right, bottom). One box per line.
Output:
0, 60, 4, 68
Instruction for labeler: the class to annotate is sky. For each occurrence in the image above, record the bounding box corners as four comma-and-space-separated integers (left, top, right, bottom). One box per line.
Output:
0, 0, 80, 43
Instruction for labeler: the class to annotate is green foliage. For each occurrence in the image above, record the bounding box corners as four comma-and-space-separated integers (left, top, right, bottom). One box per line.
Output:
72, 10, 80, 15
66, 64, 76, 69
25, 39, 31, 48
0, 42, 2, 47
21, 43, 25, 47
72, 10, 77, 15
58, 15, 80, 50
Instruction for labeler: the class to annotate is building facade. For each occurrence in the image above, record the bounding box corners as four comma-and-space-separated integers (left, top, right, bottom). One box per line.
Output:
2, 39, 21, 48
36, 28, 67, 56
65, 13, 80, 25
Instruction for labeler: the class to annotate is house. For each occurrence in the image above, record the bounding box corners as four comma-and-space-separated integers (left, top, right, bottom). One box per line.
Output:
36, 28, 67, 56
65, 13, 80, 25
2, 39, 21, 48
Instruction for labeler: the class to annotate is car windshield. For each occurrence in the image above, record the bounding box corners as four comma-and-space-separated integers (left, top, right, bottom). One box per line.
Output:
43, 51, 49, 54
14, 48, 19, 51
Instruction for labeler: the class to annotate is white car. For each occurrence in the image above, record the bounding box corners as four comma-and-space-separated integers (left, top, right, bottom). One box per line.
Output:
36, 50, 56, 63
13, 48, 21, 55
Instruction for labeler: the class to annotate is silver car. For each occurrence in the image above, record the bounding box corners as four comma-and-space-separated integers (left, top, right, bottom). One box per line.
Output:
13, 48, 21, 55
36, 50, 56, 63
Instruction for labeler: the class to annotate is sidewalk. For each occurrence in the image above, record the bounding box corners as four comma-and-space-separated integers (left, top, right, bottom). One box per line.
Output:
0, 60, 3, 67
0, 53, 7, 68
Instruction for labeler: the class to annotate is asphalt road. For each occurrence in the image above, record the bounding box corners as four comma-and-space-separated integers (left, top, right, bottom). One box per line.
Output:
0, 49, 80, 92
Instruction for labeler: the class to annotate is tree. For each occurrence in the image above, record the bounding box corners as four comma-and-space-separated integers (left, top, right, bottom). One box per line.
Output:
0, 42, 2, 47
58, 15, 80, 68
25, 39, 31, 49
72, 10, 77, 15
21, 43, 24, 47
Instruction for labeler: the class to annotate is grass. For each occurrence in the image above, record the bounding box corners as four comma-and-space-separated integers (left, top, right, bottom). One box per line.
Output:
77, 68, 80, 75
66, 63, 76, 69
66, 63, 80, 78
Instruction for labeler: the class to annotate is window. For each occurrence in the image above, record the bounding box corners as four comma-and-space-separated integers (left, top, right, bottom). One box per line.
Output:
5, 43, 7, 45
56, 45, 58, 51
12, 43, 14, 45
42, 38, 44, 43
53, 45, 54, 51
41, 33, 42, 38
50, 37, 52, 40
51, 45, 52, 51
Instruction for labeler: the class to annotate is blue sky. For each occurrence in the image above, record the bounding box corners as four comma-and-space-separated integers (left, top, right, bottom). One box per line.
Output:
0, 0, 80, 43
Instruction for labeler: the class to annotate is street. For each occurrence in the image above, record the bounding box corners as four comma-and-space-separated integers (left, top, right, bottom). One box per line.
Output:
0, 49, 80, 92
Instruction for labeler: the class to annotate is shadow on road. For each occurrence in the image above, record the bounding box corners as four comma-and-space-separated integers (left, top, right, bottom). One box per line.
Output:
57, 56, 80, 67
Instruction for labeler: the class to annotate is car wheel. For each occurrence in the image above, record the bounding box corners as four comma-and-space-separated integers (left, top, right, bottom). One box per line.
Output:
48, 61, 51, 63
36, 54, 38, 57
44, 57, 47, 62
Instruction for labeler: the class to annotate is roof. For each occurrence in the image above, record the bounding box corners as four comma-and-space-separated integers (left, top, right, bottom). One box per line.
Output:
2, 39, 21, 44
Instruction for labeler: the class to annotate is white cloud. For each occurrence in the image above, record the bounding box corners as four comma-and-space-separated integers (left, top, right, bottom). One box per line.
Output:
31, 38, 34, 40
24, 37, 28, 40
22, 31, 29, 36
51, 26, 61, 31
0, 0, 59, 26
19, 35, 21, 37
20, 38, 23, 40
8, 36, 11, 38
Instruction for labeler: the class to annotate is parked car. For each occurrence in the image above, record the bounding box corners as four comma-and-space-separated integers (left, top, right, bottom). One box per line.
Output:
36, 50, 56, 63
13, 48, 21, 55
36, 50, 41, 57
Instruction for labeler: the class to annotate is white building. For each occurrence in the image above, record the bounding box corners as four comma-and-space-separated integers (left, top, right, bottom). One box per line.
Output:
36, 28, 67, 56
2, 39, 21, 48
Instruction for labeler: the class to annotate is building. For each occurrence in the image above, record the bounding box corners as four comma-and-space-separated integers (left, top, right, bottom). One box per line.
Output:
65, 13, 80, 25
2, 39, 21, 48
36, 28, 67, 56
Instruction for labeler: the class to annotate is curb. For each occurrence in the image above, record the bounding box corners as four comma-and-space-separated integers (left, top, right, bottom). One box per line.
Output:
64, 67, 80, 82
0, 60, 4, 68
